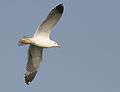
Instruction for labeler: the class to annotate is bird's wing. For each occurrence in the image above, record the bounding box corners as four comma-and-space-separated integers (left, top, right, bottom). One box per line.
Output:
33, 4, 64, 38
25, 45, 43, 85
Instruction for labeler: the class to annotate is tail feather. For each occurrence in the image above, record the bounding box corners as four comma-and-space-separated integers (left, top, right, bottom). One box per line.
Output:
24, 71, 37, 85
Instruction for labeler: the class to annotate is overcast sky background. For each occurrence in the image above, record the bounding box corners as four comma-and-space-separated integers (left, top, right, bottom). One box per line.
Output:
0, 0, 120, 92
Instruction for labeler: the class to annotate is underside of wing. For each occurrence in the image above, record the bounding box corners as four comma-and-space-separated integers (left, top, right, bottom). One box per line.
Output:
25, 45, 43, 85
34, 4, 64, 37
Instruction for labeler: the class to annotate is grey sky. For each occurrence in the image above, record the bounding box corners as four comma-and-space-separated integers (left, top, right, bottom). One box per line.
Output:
0, 0, 120, 92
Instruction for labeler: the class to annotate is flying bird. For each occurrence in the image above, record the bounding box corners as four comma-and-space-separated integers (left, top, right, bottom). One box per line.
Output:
18, 4, 64, 85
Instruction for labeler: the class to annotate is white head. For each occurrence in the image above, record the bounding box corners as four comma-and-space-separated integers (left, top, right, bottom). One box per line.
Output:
50, 41, 61, 48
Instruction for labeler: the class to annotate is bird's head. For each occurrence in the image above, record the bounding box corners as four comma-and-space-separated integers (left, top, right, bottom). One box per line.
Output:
18, 37, 32, 46
51, 41, 61, 48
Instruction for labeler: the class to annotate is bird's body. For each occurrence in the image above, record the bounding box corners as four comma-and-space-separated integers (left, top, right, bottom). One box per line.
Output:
18, 4, 64, 85
32, 37, 59, 48
19, 35, 59, 48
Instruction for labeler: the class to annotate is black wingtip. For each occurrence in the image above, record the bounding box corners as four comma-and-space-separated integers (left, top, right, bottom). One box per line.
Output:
55, 3, 64, 14
24, 71, 37, 85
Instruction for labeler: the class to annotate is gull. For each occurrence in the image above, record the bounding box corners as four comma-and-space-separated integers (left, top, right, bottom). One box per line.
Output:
18, 4, 64, 85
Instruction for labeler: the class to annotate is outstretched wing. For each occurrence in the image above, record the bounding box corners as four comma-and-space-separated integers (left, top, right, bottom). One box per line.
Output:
34, 4, 64, 37
25, 45, 43, 85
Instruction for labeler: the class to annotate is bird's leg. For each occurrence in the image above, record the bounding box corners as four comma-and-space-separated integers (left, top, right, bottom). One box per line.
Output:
18, 38, 32, 46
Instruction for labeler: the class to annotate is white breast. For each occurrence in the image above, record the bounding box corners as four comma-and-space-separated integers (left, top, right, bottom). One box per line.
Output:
32, 36, 52, 48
